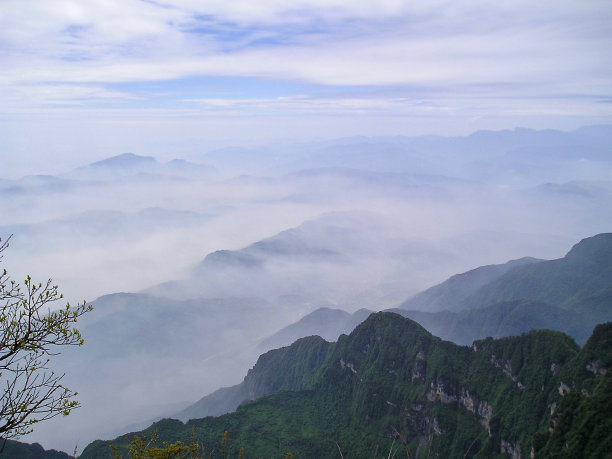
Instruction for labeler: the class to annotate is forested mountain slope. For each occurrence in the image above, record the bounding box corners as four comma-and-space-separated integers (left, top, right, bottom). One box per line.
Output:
176, 335, 332, 421
80, 313, 612, 458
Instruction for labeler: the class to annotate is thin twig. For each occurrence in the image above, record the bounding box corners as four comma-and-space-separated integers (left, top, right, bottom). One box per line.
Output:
387, 439, 396, 459
335, 441, 345, 459
462, 432, 481, 459
391, 426, 413, 459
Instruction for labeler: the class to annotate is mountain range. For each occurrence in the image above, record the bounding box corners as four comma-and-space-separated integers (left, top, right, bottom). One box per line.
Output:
71, 152, 216, 180
3, 126, 612, 456
143, 210, 470, 307
80, 313, 612, 458
138, 233, 610, 427
14, 232, 609, 458
396, 233, 612, 345
71, 233, 612, 458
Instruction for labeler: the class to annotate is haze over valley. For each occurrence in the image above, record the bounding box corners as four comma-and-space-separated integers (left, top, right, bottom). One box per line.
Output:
1, 126, 611, 453
1, 1, 611, 457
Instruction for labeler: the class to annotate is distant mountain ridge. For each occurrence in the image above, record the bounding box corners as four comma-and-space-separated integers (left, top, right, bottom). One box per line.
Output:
400, 256, 542, 312
144, 210, 458, 306
393, 299, 593, 346
397, 233, 612, 345
258, 307, 372, 350
457, 233, 612, 320
208, 124, 612, 178
400, 233, 612, 317
87, 152, 156, 169
71, 152, 215, 179
4, 125, 612, 456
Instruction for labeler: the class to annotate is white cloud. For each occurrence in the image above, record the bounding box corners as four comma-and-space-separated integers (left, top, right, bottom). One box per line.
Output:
2, 0, 610, 85
0, 0, 610, 150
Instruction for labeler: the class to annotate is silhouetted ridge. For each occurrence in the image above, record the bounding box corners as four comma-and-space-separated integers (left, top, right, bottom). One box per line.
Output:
88, 152, 157, 168
463, 233, 612, 318
0, 440, 72, 459
400, 256, 541, 312
395, 298, 594, 345
398, 233, 612, 342
259, 307, 372, 350
563, 232, 612, 270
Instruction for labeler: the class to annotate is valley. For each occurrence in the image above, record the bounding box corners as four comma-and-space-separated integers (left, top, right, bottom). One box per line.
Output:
1, 127, 611, 457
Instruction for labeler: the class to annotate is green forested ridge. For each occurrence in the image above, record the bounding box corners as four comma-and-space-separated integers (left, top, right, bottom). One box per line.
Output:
398, 233, 612, 345
79, 313, 611, 459
178, 335, 332, 421
0, 440, 73, 459
458, 233, 612, 319
399, 257, 542, 312
533, 322, 612, 458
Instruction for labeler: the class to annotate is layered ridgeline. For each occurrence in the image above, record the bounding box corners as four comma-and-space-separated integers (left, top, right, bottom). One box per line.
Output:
143, 210, 468, 307
0, 441, 72, 459
80, 313, 612, 458
170, 233, 612, 425
398, 233, 612, 345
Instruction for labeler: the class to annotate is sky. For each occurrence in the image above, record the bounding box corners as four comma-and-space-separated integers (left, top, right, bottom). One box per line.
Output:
1, 0, 612, 177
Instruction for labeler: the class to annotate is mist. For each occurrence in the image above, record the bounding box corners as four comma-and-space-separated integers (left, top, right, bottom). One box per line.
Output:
1, 126, 611, 452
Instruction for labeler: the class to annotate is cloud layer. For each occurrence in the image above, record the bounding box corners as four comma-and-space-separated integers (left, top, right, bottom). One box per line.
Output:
1, 0, 611, 176
3, 1, 611, 106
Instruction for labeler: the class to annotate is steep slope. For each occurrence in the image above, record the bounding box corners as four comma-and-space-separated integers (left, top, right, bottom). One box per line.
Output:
398, 234, 612, 343
399, 257, 542, 312
176, 335, 331, 421
80, 313, 609, 459
533, 322, 612, 457
462, 233, 612, 321
176, 308, 371, 421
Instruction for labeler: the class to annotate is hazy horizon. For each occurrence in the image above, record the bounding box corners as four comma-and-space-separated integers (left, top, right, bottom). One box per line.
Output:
2, 1, 612, 178
1, 0, 611, 454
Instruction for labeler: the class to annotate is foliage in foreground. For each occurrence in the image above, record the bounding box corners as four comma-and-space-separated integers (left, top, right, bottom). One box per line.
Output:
0, 236, 92, 440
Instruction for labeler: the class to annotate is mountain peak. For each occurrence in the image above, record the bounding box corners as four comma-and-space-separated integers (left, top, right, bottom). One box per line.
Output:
88, 153, 157, 169
565, 233, 612, 261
